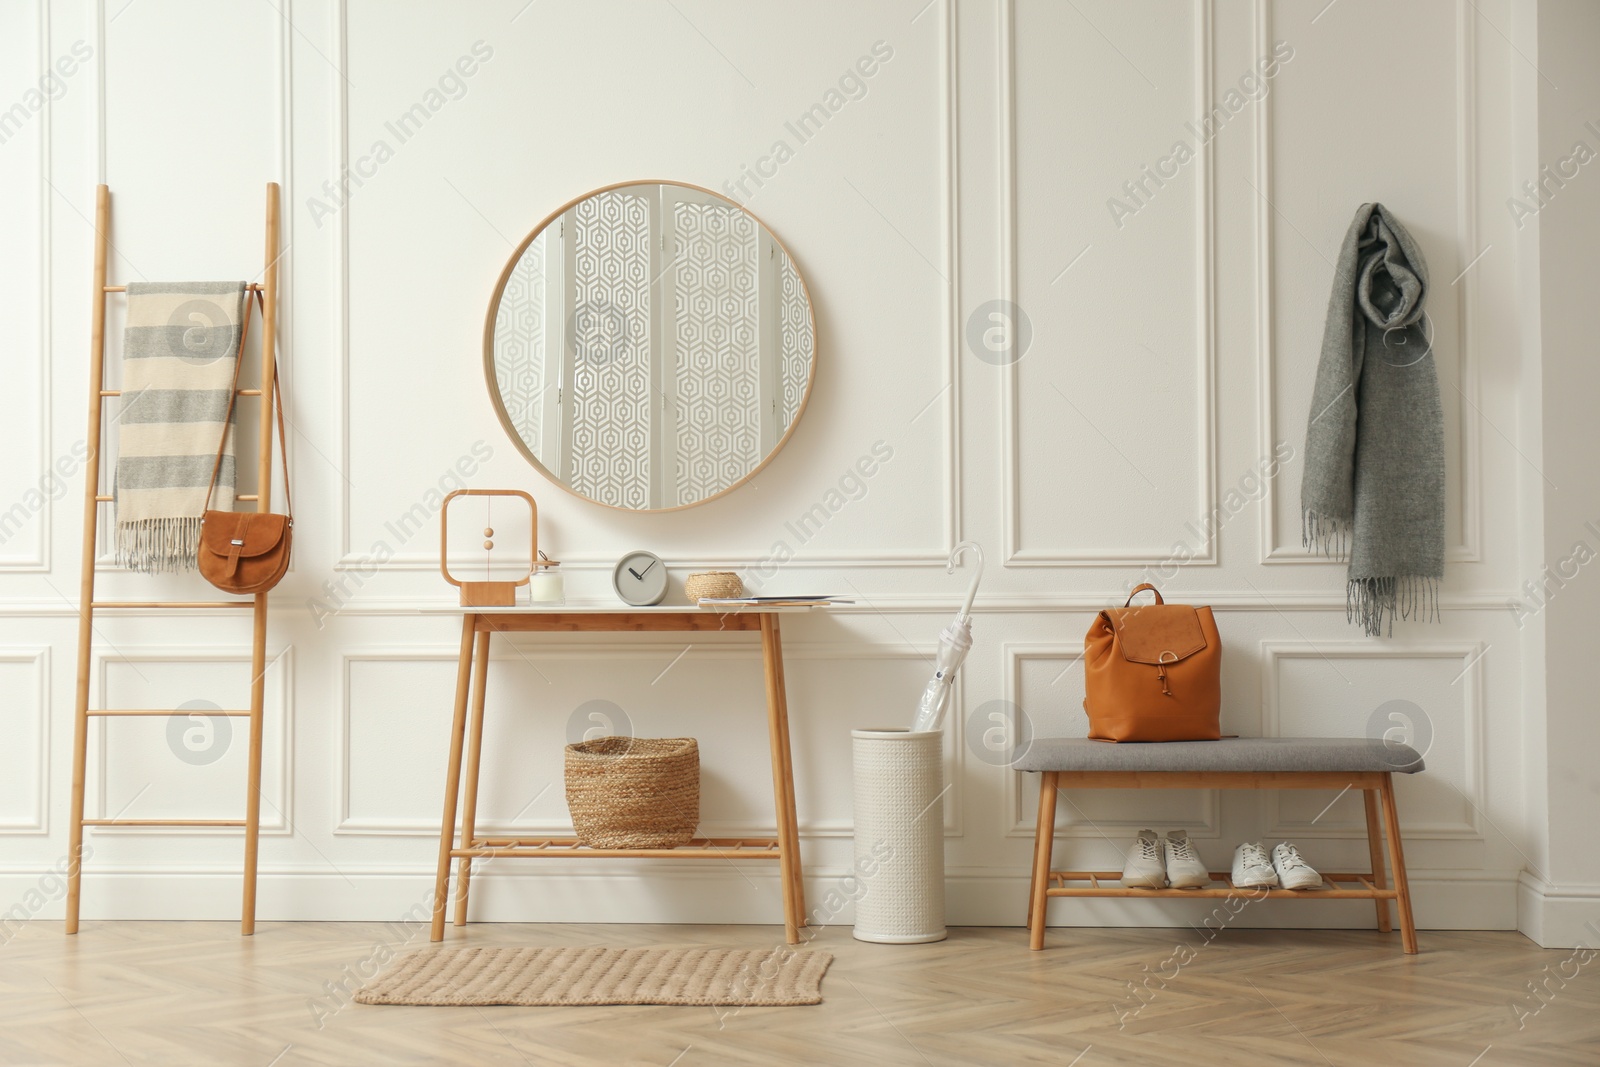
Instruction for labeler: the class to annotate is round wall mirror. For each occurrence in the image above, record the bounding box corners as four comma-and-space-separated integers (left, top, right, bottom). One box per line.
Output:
485, 180, 817, 511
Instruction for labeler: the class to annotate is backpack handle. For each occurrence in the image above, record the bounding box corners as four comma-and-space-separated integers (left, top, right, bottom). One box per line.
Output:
1124, 583, 1164, 607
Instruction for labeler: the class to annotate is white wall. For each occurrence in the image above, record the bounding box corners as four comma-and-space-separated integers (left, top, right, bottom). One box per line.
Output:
0, 0, 1554, 934
1521, 0, 1600, 948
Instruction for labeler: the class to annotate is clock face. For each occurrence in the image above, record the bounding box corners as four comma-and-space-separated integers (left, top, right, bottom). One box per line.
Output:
612, 551, 668, 606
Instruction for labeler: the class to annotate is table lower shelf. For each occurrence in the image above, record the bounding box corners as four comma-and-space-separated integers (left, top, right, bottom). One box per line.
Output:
1047, 870, 1395, 900
450, 837, 783, 860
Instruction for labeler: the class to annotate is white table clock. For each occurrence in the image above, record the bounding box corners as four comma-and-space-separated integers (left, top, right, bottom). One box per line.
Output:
612, 550, 668, 606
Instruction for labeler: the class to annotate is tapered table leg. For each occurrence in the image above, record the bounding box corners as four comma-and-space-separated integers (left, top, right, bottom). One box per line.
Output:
760, 615, 801, 944
454, 631, 491, 926
431, 615, 476, 942
766, 616, 805, 927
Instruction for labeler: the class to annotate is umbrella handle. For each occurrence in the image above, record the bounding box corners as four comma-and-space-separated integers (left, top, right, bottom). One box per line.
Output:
948, 540, 984, 619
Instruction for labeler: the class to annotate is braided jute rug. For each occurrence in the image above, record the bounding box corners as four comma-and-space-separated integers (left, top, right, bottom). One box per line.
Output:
354, 946, 834, 1007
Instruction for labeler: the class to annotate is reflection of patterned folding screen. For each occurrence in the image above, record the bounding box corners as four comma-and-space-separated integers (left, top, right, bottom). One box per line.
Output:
778, 253, 812, 433
567, 190, 652, 509
671, 200, 761, 505
493, 246, 544, 452
491, 187, 812, 509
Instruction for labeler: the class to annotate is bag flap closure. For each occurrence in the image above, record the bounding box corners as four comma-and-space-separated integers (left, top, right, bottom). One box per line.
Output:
200, 512, 288, 559
1104, 604, 1207, 664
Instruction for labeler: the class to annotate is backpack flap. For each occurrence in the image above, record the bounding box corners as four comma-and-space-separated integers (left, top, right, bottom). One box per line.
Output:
1106, 604, 1207, 664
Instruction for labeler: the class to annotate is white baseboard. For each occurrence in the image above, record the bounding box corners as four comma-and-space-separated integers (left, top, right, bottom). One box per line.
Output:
1518, 872, 1600, 947
0, 865, 1520, 933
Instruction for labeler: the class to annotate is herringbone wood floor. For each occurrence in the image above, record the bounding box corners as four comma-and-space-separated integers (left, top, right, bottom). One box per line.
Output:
0, 921, 1592, 1066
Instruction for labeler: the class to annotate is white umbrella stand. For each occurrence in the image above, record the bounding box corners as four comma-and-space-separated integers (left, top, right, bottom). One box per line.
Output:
851, 542, 984, 944
851, 727, 945, 943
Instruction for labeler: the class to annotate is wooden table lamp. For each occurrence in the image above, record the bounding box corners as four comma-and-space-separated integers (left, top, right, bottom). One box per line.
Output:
440, 488, 538, 607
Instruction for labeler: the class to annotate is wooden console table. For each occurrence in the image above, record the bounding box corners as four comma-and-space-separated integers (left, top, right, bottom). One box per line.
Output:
426, 605, 817, 944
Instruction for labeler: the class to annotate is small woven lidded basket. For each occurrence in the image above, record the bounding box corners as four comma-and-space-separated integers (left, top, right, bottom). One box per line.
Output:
685, 571, 743, 602
564, 737, 699, 849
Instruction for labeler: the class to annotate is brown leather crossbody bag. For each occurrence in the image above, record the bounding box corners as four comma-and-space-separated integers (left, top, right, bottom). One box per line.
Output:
199, 291, 292, 595
1083, 583, 1221, 742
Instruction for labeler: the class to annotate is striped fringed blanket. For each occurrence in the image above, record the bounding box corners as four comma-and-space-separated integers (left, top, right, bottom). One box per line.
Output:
114, 281, 246, 574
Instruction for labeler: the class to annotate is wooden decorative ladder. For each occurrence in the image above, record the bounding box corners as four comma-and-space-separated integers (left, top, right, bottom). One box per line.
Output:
66, 183, 282, 935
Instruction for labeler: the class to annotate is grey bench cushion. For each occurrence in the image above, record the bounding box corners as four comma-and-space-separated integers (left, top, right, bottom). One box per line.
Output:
1014, 736, 1424, 774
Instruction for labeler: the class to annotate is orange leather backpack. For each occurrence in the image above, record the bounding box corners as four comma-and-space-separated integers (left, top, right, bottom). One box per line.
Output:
1083, 584, 1221, 742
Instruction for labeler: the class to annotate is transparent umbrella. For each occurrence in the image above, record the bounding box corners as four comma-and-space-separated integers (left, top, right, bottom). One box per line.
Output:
910, 541, 984, 733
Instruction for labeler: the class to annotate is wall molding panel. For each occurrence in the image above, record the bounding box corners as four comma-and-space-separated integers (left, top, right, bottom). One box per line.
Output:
89, 646, 295, 836
89, 0, 295, 570
333, 0, 963, 573
338, 641, 963, 840
1260, 640, 1486, 841
1001, 642, 1222, 840
1, 0, 51, 573
0, 648, 50, 833
1000, 0, 1219, 567
1256, 0, 1483, 565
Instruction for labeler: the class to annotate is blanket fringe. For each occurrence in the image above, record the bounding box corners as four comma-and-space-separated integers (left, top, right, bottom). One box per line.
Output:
1346, 575, 1440, 638
1302, 508, 1351, 559
115, 516, 203, 575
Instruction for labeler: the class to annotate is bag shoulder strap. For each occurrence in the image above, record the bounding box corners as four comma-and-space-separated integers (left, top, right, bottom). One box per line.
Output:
1123, 583, 1164, 607
204, 290, 291, 518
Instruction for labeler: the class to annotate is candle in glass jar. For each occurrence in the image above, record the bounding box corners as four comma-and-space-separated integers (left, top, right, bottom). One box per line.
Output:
528, 554, 563, 604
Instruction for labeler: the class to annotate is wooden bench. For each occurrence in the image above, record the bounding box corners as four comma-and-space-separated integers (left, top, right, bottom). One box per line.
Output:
1017, 737, 1424, 953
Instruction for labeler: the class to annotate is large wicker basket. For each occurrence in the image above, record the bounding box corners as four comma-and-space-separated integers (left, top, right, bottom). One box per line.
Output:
564, 736, 699, 849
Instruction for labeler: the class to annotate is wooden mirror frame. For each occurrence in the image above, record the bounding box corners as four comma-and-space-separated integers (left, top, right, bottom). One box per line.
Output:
482, 179, 819, 513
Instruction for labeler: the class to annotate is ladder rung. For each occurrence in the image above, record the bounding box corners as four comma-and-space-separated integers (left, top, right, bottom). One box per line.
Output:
97, 494, 258, 503
90, 600, 254, 609
81, 819, 247, 827
105, 284, 265, 292
89, 709, 253, 717
100, 388, 262, 397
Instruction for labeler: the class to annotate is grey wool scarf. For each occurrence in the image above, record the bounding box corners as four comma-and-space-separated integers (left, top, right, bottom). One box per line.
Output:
114, 281, 245, 573
1301, 204, 1445, 637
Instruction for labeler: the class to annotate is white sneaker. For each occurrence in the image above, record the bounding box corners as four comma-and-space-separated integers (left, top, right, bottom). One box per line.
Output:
1231, 841, 1279, 888
1272, 842, 1322, 890
1121, 829, 1167, 888
1163, 830, 1211, 889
